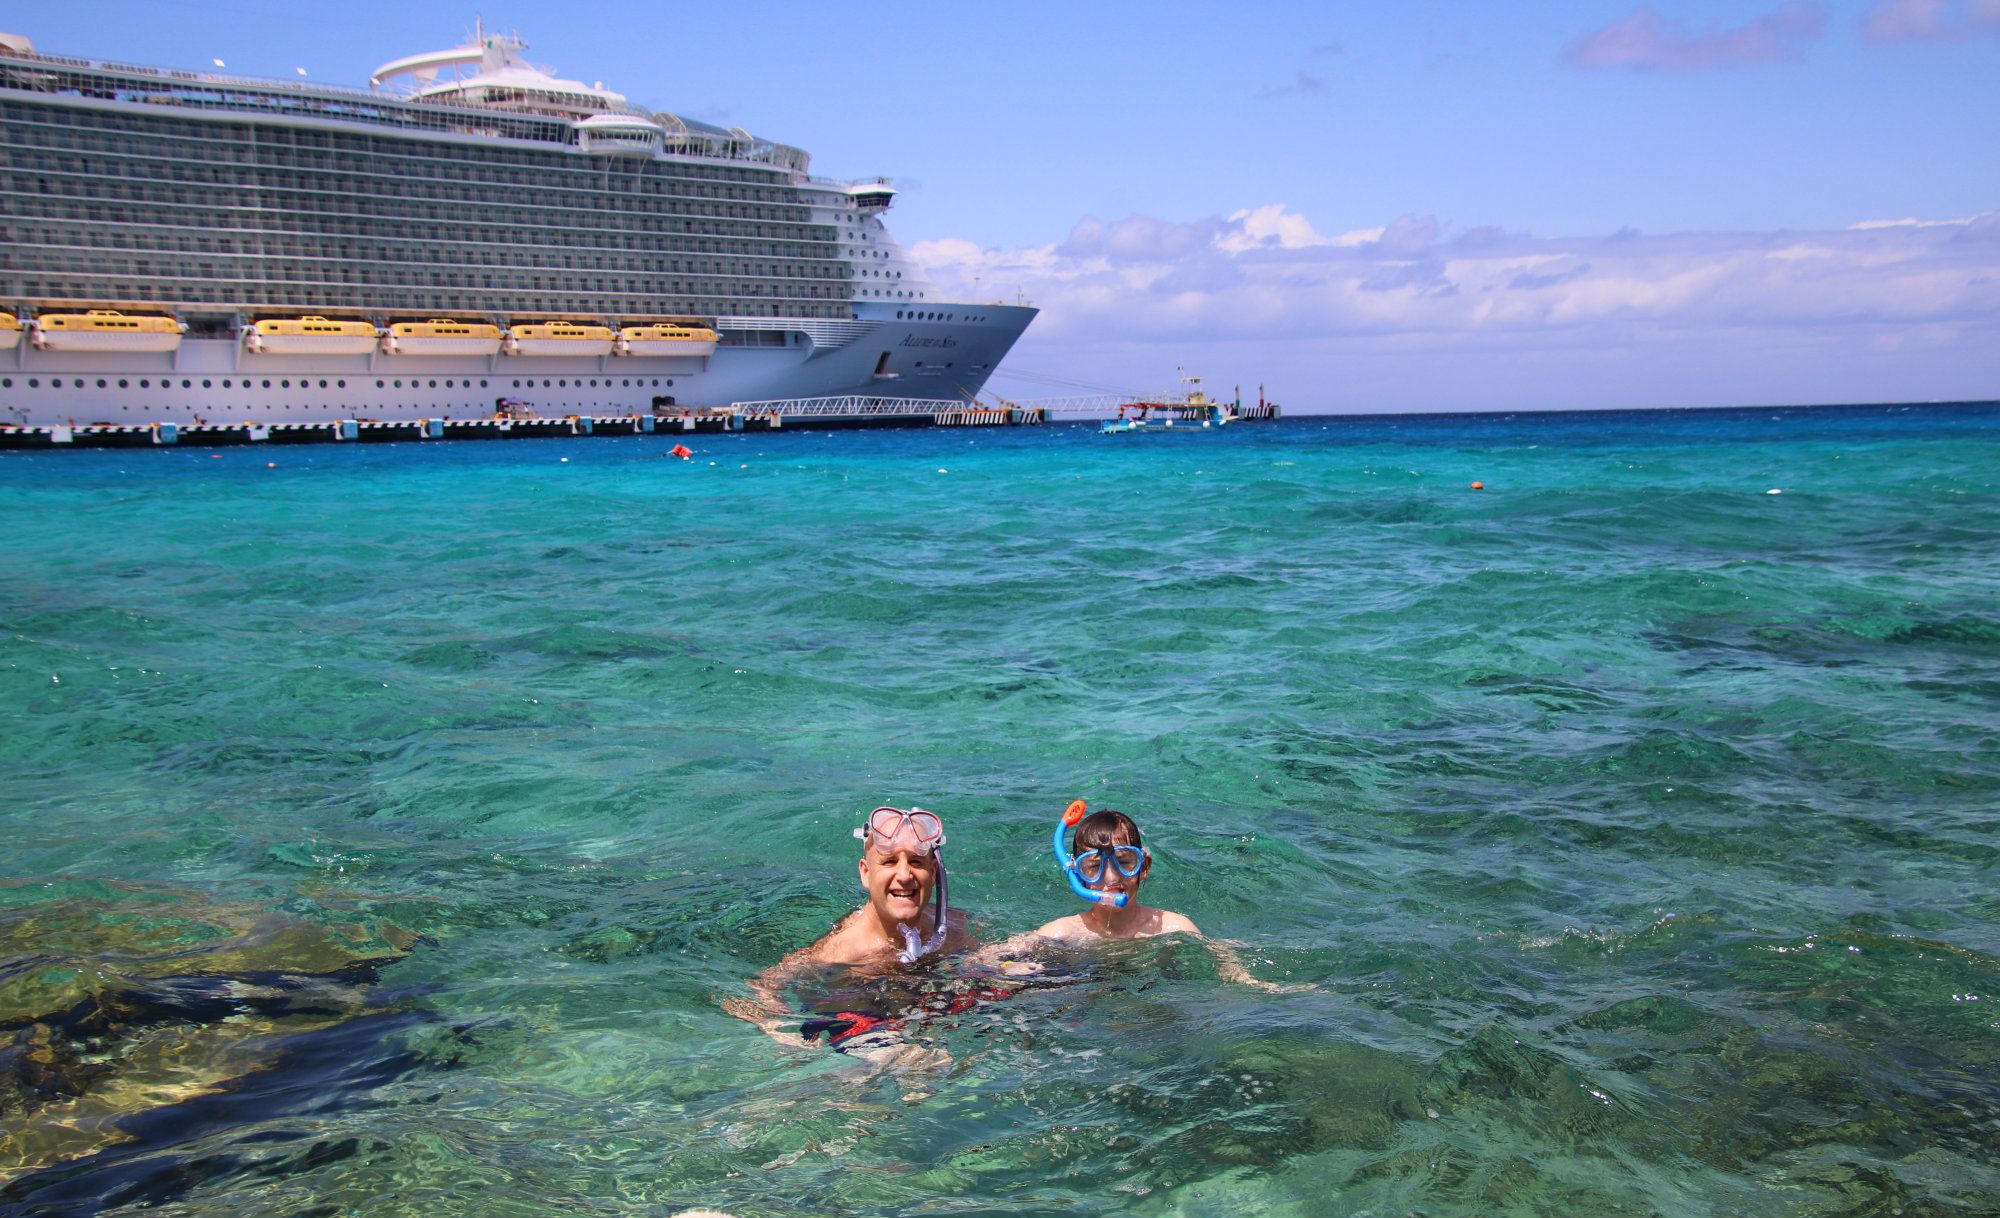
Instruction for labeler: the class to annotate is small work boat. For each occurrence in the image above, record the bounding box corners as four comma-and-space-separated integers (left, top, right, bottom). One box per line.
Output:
504, 321, 615, 357
383, 319, 505, 356
31, 310, 186, 353
1101, 375, 1236, 434
244, 315, 380, 355
616, 322, 718, 358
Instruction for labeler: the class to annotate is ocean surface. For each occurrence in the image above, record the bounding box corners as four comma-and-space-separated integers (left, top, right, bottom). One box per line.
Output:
2, 403, 1998, 1217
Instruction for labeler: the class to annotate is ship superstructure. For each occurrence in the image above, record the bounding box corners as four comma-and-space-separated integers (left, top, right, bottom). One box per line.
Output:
0, 29, 1034, 426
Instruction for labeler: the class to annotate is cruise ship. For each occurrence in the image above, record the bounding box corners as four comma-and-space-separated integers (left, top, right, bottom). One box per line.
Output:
0, 29, 1035, 427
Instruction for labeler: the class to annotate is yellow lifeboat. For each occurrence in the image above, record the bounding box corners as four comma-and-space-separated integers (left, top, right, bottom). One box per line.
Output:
503, 321, 615, 358
31, 310, 186, 353
244, 315, 380, 355
0, 311, 21, 351
616, 323, 719, 358
382, 318, 505, 357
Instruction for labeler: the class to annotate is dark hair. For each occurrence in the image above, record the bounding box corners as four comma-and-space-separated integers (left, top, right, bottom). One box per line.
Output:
1074, 809, 1143, 854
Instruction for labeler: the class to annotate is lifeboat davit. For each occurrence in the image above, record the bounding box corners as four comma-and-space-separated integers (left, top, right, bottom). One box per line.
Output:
244, 315, 380, 355
504, 321, 615, 357
383, 318, 505, 356
31, 310, 186, 353
616, 323, 718, 358
0, 311, 21, 351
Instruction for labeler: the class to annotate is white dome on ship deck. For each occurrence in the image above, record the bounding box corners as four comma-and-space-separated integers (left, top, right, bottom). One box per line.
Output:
0, 33, 35, 55
370, 31, 626, 109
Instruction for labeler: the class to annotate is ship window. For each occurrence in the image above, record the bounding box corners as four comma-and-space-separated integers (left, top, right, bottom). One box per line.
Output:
338, 381, 346, 389
183, 380, 192, 389
320, 380, 329, 389
139, 380, 149, 389
428, 381, 437, 389
376, 380, 385, 389
281, 380, 291, 389
480, 381, 489, 388
25, 379, 35, 389
1, 379, 9, 389
395, 380, 403, 388
97, 379, 108, 389
262, 380, 272, 389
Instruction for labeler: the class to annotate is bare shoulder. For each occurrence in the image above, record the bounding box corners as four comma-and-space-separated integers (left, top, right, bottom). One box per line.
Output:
803, 910, 872, 965
1156, 909, 1202, 937
1032, 915, 1089, 941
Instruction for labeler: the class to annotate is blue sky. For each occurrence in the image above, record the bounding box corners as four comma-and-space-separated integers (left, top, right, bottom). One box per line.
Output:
16, 1, 2000, 411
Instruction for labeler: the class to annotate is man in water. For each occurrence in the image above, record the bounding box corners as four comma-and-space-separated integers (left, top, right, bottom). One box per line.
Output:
725, 805, 971, 1046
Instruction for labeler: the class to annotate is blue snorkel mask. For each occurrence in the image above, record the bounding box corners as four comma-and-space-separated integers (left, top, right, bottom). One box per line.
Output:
855, 806, 950, 963
1054, 799, 1135, 908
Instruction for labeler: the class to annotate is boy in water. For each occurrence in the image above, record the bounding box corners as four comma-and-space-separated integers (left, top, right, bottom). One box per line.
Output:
1027, 806, 1298, 992
1034, 808, 1196, 942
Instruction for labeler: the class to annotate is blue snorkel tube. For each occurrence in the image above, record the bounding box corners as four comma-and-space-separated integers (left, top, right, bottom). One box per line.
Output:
1055, 799, 1128, 908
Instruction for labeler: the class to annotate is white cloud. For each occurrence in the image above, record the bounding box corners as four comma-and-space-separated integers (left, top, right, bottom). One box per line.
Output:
1864, 0, 2000, 43
1849, 215, 1979, 229
1218, 204, 1333, 251
914, 206, 2000, 411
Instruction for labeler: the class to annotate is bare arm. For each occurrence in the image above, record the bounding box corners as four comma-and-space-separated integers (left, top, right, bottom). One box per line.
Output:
1204, 936, 1310, 994
722, 942, 820, 1046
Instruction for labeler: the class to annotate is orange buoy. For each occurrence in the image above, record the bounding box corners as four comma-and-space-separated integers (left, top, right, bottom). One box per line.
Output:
669, 443, 693, 460
1470, 481, 1484, 490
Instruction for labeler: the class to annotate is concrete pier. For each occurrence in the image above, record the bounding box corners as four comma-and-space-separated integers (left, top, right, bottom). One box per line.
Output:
0, 393, 1235, 451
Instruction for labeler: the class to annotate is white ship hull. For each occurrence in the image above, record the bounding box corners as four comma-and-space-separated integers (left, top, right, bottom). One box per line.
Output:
0, 330, 21, 351
0, 304, 1037, 427
31, 331, 184, 354
505, 338, 616, 358
619, 339, 717, 358
246, 334, 380, 356
384, 337, 505, 357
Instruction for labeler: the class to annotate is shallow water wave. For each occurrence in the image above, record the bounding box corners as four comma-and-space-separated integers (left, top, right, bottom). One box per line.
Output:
2, 404, 1998, 1215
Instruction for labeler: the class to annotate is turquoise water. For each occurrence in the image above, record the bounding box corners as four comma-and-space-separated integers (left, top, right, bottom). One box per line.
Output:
3, 404, 1998, 1216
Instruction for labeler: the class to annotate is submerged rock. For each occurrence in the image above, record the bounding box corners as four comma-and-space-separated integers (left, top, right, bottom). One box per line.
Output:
0, 883, 416, 1183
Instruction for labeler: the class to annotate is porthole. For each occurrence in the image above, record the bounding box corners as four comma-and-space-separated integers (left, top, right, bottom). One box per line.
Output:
337, 380, 346, 389
182, 379, 192, 389
376, 380, 385, 389
512, 380, 520, 388
480, 380, 488, 388
262, 380, 271, 389
118, 379, 128, 389
280, 380, 290, 389
220, 379, 229, 389
97, 379, 107, 389
319, 380, 329, 389
138, 379, 149, 389
428, 380, 437, 389
394, 380, 404, 389
26, 378, 37, 388
0, 378, 9, 388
